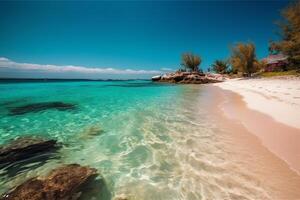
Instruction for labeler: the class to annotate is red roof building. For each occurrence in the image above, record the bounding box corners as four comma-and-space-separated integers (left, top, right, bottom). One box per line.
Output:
262, 54, 288, 72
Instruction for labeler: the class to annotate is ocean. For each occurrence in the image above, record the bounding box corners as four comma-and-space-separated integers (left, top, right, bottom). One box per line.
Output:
0, 80, 299, 199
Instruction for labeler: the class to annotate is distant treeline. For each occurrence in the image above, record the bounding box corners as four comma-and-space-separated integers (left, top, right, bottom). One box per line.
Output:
179, 0, 300, 76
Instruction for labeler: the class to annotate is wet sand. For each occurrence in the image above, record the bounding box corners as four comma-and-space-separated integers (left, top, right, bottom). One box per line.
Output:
207, 85, 300, 199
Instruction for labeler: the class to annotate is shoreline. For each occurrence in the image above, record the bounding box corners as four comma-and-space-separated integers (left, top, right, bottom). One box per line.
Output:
1, 80, 300, 198
206, 84, 300, 198
214, 78, 300, 129
210, 79, 300, 175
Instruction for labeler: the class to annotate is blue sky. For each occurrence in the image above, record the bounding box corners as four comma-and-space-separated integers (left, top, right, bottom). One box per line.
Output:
0, 1, 289, 79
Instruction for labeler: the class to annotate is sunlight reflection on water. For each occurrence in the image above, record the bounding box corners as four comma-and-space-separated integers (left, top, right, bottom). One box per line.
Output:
0, 81, 299, 199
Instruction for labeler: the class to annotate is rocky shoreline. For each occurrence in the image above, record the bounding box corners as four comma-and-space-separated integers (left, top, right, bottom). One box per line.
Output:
0, 136, 110, 200
152, 72, 223, 84
1, 164, 98, 200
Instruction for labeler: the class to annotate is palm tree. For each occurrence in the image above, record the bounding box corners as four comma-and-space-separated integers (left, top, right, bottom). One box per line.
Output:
212, 60, 229, 74
230, 43, 258, 76
181, 53, 202, 72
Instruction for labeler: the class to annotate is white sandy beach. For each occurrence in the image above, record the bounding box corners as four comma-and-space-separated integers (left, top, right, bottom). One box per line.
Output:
215, 77, 300, 129
214, 77, 300, 174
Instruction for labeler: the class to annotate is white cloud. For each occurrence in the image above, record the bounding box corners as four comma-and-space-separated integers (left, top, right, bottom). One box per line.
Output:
0, 57, 9, 61
0, 57, 162, 75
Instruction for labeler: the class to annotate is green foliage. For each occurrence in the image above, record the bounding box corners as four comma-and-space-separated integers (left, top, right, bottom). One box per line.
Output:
258, 70, 300, 77
212, 60, 229, 74
230, 42, 258, 76
270, 0, 300, 68
181, 53, 202, 72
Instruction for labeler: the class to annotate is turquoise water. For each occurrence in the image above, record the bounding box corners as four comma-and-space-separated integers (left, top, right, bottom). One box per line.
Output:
0, 80, 299, 199
0, 81, 178, 144
0, 80, 211, 199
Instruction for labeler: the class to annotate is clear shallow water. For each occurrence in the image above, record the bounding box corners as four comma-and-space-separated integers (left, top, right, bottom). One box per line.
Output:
0, 80, 299, 199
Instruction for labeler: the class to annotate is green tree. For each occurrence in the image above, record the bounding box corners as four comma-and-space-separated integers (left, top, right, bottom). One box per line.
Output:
230, 43, 258, 76
212, 60, 229, 74
270, 0, 300, 68
181, 53, 202, 72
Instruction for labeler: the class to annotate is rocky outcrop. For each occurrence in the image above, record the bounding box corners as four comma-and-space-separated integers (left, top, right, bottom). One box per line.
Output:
0, 137, 58, 167
151, 75, 161, 81
9, 102, 76, 115
152, 72, 223, 84
1, 164, 98, 200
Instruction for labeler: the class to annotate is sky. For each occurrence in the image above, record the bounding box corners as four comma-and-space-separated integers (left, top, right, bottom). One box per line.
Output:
0, 0, 290, 79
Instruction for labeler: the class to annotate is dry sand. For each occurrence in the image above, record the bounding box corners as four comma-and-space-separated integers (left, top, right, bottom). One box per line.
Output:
214, 78, 300, 129
213, 78, 300, 174
206, 86, 300, 199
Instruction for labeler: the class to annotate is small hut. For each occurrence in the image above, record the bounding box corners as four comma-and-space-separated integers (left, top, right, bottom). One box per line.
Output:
262, 54, 288, 72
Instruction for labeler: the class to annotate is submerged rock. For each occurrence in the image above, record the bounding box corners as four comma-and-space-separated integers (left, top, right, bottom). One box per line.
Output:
79, 125, 104, 139
1, 164, 98, 200
0, 137, 58, 167
8, 102, 76, 115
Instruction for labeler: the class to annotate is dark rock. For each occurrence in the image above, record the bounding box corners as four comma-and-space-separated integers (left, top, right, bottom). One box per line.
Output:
0, 137, 58, 167
8, 102, 76, 115
78, 125, 104, 140
151, 75, 161, 81
77, 174, 112, 200
173, 74, 184, 82
1, 164, 98, 200
153, 72, 222, 84
1, 151, 60, 179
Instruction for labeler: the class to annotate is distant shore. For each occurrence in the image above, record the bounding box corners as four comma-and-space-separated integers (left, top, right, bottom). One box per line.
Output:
152, 72, 223, 84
